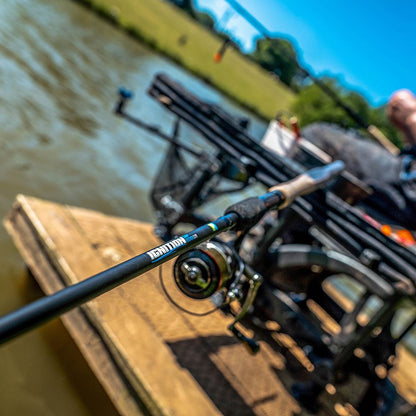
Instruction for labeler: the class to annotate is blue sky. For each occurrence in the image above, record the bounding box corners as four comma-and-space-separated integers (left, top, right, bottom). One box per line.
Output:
194, 0, 416, 106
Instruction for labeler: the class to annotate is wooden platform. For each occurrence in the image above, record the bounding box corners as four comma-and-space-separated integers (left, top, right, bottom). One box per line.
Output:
4, 195, 413, 416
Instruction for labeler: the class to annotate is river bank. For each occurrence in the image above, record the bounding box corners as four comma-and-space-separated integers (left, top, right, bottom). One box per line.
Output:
70, 0, 295, 120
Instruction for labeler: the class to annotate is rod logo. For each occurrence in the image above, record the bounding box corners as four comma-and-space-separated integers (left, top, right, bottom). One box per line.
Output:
147, 237, 187, 261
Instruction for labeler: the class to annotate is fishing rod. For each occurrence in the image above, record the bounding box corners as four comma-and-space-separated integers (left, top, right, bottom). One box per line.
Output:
115, 87, 255, 206
222, 0, 399, 154
147, 73, 416, 290
0, 162, 344, 345
224, 0, 272, 38
115, 87, 204, 159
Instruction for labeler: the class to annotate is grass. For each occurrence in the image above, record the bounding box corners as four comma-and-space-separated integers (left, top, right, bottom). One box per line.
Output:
71, 0, 295, 120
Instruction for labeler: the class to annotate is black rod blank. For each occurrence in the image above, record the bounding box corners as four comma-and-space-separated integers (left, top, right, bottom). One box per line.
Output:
0, 163, 342, 345
0, 214, 237, 345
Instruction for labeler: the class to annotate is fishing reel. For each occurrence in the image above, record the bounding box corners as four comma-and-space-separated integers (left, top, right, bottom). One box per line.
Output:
173, 241, 237, 300
171, 240, 264, 354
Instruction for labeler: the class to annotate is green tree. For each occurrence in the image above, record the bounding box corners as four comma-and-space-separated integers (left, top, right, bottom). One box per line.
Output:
180, 0, 196, 17
166, 0, 196, 18
291, 76, 403, 147
291, 77, 354, 127
195, 11, 215, 29
368, 106, 402, 147
250, 37, 303, 87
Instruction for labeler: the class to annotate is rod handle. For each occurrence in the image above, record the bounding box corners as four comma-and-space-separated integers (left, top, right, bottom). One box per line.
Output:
269, 160, 345, 208
225, 161, 344, 231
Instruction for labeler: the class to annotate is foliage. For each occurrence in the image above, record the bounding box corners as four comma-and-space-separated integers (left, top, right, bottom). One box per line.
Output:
250, 37, 306, 88
291, 76, 402, 147
195, 11, 215, 29
166, 0, 196, 18
291, 78, 351, 127
368, 106, 402, 147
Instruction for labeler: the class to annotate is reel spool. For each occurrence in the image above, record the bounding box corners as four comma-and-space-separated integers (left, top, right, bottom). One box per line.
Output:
160, 241, 237, 315
174, 241, 236, 299
163, 240, 263, 353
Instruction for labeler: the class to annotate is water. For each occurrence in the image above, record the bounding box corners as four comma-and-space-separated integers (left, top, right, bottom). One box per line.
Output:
2, 2, 416, 414
0, 0, 267, 414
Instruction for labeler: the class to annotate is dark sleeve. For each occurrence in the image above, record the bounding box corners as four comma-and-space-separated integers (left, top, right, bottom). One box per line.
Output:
400, 144, 416, 158
364, 179, 416, 230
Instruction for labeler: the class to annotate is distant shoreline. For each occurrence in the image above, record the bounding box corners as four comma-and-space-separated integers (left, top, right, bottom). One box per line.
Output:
69, 0, 295, 120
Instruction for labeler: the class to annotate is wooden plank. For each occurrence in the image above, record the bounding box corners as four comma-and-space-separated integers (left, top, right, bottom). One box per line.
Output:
8, 194, 396, 415
58, 200, 303, 415
5, 195, 221, 416
4, 200, 145, 416
101, 218, 302, 415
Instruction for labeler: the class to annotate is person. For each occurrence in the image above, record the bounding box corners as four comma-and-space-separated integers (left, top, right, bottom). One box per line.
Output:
387, 89, 416, 154
299, 90, 416, 230
282, 93, 416, 415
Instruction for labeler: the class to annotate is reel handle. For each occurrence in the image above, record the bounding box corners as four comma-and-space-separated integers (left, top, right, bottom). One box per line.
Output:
229, 325, 260, 355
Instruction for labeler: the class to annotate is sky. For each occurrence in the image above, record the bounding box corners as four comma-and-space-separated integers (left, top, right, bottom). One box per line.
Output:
194, 0, 416, 107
